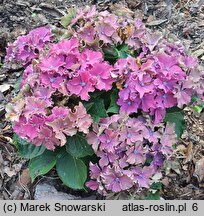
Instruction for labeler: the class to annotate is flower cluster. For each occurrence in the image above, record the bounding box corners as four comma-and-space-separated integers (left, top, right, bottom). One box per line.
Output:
68, 6, 203, 123
68, 6, 151, 49
20, 37, 114, 101
69, 6, 168, 52
113, 47, 203, 124
4, 5, 204, 195
8, 100, 92, 150
5, 27, 53, 66
69, 6, 121, 45
6, 34, 115, 149
86, 114, 177, 195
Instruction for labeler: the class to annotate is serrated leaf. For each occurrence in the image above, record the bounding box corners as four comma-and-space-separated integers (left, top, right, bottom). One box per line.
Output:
66, 133, 94, 158
56, 152, 87, 190
29, 150, 56, 182
164, 107, 185, 138
13, 134, 46, 159
61, 8, 76, 28
88, 98, 108, 122
107, 89, 119, 114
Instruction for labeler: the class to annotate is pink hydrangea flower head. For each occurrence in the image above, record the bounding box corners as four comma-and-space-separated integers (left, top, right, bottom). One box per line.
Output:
69, 102, 93, 134
80, 49, 103, 67
23, 97, 50, 120
40, 72, 64, 89
49, 38, 79, 55
103, 166, 133, 192
132, 166, 153, 188
79, 24, 95, 44
90, 62, 114, 91
67, 70, 95, 101
38, 55, 65, 73
33, 126, 60, 150
46, 116, 77, 146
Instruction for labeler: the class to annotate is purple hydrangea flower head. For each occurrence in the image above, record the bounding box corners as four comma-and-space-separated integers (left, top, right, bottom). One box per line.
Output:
5, 27, 53, 65
86, 115, 177, 194
103, 166, 133, 192
132, 166, 153, 188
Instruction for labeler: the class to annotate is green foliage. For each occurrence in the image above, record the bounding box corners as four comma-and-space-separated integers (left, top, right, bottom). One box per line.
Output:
164, 107, 185, 138
193, 104, 203, 113
116, 44, 129, 59
61, 8, 76, 28
83, 88, 119, 121
146, 191, 160, 200
150, 182, 162, 190
191, 95, 203, 113
107, 88, 119, 114
87, 97, 108, 122
29, 150, 56, 182
13, 133, 90, 190
66, 133, 94, 158
13, 134, 46, 159
14, 74, 23, 92
56, 152, 87, 190
103, 44, 130, 63
83, 101, 94, 111
103, 46, 119, 63
145, 182, 161, 200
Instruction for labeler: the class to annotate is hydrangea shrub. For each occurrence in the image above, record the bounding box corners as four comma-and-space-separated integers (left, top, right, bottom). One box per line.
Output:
5, 6, 204, 195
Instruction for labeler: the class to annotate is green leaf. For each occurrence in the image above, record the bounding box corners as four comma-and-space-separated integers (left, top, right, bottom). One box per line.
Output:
190, 95, 203, 113
146, 191, 160, 200
190, 95, 199, 104
144, 157, 153, 166
103, 44, 130, 62
66, 133, 94, 158
150, 182, 162, 190
117, 44, 129, 59
13, 134, 46, 159
88, 98, 108, 122
83, 101, 94, 111
103, 46, 119, 60
14, 75, 23, 92
107, 89, 119, 114
192, 104, 203, 113
89, 90, 105, 99
164, 107, 185, 138
29, 150, 56, 182
56, 152, 87, 190
61, 8, 76, 28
